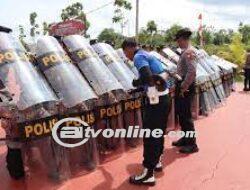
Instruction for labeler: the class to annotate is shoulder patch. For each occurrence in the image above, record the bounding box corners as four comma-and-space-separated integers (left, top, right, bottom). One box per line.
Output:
184, 49, 196, 61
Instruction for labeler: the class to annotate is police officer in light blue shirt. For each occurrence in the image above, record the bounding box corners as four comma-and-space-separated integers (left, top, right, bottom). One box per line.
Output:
122, 38, 170, 186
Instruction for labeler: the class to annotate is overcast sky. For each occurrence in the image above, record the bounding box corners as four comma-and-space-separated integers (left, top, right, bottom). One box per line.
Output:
1, 0, 249, 39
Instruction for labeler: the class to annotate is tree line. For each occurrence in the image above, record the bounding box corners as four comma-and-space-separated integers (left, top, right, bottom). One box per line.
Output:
18, 1, 250, 68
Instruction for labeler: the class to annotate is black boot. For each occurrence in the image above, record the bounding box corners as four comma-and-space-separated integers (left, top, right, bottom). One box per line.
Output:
179, 144, 199, 154
172, 137, 187, 147
129, 168, 155, 186
6, 148, 25, 180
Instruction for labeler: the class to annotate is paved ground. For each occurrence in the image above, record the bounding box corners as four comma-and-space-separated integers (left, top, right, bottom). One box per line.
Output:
1, 85, 250, 190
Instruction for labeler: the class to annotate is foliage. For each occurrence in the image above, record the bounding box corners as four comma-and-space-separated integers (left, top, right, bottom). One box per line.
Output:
146, 20, 157, 35
97, 28, 125, 48
29, 12, 40, 37
42, 22, 49, 35
18, 25, 26, 46
229, 34, 245, 67
113, 0, 132, 24
239, 23, 250, 44
164, 24, 182, 44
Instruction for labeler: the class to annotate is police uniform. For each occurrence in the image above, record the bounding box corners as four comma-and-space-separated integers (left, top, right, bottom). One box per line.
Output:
129, 49, 170, 185
175, 49, 197, 146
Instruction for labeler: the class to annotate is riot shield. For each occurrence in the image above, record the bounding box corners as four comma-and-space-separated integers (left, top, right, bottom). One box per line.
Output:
193, 49, 222, 107
35, 36, 98, 110
35, 36, 101, 177
92, 44, 143, 149
162, 47, 180, 64
62, 35, 126, 103
92, 43, 135, 91
196, 64, 215, 115
211, 55, 235, 96
0, 32, 58, 111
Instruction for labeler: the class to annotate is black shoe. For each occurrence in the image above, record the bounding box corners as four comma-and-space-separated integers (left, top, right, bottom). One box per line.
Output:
179, 145, 199, 154
172, 138, 187, 147
129, 168, 156, 186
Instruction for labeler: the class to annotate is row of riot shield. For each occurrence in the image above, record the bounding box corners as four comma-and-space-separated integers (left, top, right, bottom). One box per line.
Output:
0, 32, 72, 183
0, 33, 145, 185
211, 55, 236, 97
161, 46, 233, 118
61, 35, 127, 162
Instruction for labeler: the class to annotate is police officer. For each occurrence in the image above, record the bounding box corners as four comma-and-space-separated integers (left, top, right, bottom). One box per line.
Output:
122, 38, 170, 186
172, 28, 199, 154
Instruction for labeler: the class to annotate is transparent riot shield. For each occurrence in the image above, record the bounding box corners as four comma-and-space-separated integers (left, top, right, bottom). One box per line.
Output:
92, 43, 135, 91
196, 64, 215, 115
162, 47, 180, 64
0, 32, 72, 184
211, 55, 235, 96
193, 50, 221, 107
35, 36, 98, 110
35, 36, 100, 178
62, 35, 126, 103
0, 32, 58, 111
150, 51, 177, 72
92, 43, 143, 149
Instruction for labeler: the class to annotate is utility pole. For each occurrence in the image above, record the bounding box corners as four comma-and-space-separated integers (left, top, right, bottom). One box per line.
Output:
135, 0, 139, 39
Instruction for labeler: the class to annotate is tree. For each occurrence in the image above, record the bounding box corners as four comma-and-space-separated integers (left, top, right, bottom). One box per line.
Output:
97, 28, 124, 48
42, 22, 50, 35
138, 28, 151, 45
113, 0, 132, 34
239, 23, 250, 44
29, 12, 40, 38
194, 26, 214, 45
18, 25, 26, 46
61, 2, 90, 35
164, 24, 182, 44
146, 20, 158, 44
146, 21, 157, 35
229, 33, 245, 67
213, 29, 232, 45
